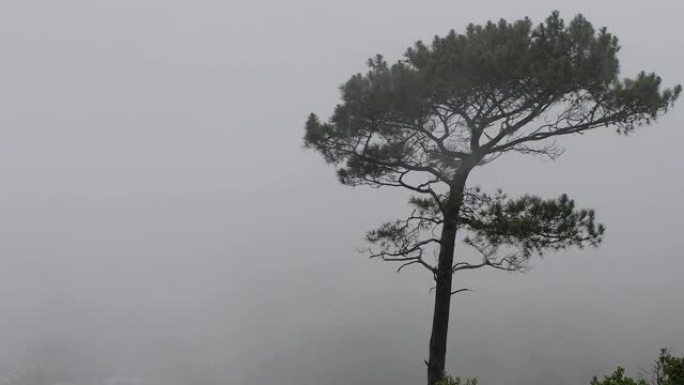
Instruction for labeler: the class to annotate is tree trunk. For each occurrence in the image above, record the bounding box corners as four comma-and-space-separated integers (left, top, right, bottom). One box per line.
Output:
427, 178, 467, 385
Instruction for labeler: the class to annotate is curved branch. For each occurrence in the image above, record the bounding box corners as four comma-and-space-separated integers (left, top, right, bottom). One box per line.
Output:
450, 288, 472, 295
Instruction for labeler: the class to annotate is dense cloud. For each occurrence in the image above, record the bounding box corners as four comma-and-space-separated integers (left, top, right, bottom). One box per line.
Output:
0, 1, 682, 384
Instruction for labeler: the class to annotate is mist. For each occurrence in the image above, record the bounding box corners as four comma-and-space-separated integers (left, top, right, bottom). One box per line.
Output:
0, 1, 682, 384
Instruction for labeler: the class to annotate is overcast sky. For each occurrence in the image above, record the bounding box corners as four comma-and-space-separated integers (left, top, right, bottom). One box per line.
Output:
0, 1, 682, 385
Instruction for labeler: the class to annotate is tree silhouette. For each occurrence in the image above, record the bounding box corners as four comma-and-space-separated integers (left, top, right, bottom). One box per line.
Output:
304, 12, 680, 385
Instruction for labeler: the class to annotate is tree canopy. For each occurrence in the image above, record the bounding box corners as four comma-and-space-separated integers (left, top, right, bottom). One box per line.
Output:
305, 11, 679, 276
305, 12, 679, 178
304, 11, 679, 385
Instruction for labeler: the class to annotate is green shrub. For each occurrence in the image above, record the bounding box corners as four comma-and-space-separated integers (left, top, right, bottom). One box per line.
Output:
591, 367, 649, 385
593, 350, 684, 385
434, 349, 682, 385
653, 349, 684, 385
436, 374, 478, 385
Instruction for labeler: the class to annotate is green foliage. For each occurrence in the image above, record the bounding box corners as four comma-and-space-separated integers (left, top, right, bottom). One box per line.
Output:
436, 374, 478, 385
436, 350, 684, 385
304, 11, 680, 383
431, 350, 684, 385
305, 11, 680, 187
461, 191, 605, 260
593, 350, 684, 385
591, 367, 649, 385
304, 12, 678, 274
654, 349, 684, 385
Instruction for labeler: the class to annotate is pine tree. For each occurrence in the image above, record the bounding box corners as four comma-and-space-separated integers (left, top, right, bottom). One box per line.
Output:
304, 12, 680, 385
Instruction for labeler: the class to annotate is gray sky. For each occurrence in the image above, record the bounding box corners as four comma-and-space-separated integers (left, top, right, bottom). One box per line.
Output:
0, 1, 682, 384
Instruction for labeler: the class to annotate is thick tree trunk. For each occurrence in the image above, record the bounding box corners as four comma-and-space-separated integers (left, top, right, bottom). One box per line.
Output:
427, 177, 467, 385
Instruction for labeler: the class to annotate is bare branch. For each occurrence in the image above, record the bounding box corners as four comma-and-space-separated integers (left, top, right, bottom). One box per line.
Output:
450, 288, 472, 295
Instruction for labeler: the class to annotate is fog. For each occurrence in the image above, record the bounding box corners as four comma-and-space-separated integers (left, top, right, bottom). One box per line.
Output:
0, 1, 682, 384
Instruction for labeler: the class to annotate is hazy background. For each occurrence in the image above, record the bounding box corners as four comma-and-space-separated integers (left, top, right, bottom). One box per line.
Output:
0, 1, 682, 384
